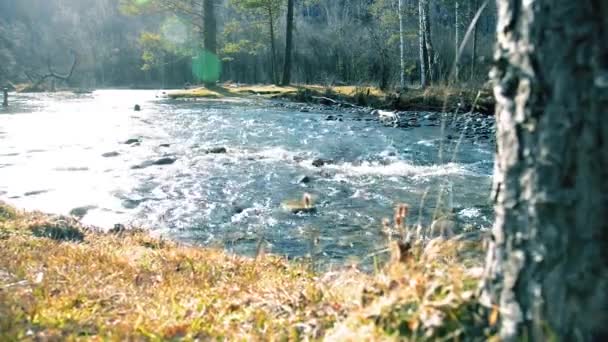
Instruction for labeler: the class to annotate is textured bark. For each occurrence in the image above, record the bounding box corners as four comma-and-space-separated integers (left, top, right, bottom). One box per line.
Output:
398, 0, 406, 89
268, 5, 277, 85
482, 0, 608, 340
454, 0, 460, 81
421, 0, 436, 83
470, 0, 478, 82
281, 0, 294, 85
203, 0, 216, 54
418, 0, 428, 87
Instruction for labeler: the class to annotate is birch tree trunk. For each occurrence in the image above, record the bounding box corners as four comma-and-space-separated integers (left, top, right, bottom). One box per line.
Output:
281, 0, 294, 85
398, 0, 406, 89
482, 0, 608, 340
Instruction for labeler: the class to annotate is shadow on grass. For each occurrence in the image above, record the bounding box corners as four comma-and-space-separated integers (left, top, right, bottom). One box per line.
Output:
31, 223, 85, 242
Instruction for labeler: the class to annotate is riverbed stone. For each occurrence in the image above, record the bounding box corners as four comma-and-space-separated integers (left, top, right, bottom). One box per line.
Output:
124, 138, 141, 145
297, 175, 311, 184
131, 157, 177, 169
102, 151, 120, 158
312, 158, 333, 167
69, 205, 97, 219
206, 147, 227, 154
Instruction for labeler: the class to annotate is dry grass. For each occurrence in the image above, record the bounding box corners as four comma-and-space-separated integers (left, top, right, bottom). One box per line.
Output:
167, 83, 494, 115
0, 202, 493, 340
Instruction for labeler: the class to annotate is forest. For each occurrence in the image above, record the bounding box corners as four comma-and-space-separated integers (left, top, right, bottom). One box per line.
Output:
0, 0, 496, 89
1, 0, 607, 341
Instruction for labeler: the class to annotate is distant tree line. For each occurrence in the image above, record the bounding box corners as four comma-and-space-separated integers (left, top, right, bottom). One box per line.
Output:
0, 0, 497, 90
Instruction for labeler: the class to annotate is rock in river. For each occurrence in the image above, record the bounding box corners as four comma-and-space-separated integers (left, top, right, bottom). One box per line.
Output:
131, 157, 177, 169
206, 147, 227, 154
102, 151, 120, 158
312, 158, 334, 167
124, 138, 141, 145
297, 175, 311, 184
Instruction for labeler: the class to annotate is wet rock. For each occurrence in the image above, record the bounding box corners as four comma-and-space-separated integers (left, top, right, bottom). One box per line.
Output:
134, 104, 141, 111
121, 198, 144, 209
206, 147, 227, 154
69, 205, 97, 219
159, 143, 171, 148
24, 190, 50, 197
300, 107, 310, 113
124, 138, 141, 145
325, 115, 337, 121
109, 224, 127, 234
312, 158, 333, 167
297, 175, 311, 184
131, 157, 177, 169
102, 151, 120, 158
153, 157, 177, 165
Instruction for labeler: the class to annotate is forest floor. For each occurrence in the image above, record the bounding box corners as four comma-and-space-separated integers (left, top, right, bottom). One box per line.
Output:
168, 83, 496, 115
0, 202, 496, 340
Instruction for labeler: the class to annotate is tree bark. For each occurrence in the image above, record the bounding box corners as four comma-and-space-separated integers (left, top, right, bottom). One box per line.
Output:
421, 0, 435, 84
281, 0, 295, 86
482, 0, 608, 340
203, 0, 216, 54
470, 0, 478, 82
454, 0, 461, 82
418, 0, 428, 88
398, 0, 406, 89
268, 5, 277, 85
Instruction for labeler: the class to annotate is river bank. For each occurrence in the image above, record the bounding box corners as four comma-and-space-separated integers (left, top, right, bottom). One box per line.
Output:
167, 84, 496, 116
0, 202, 493, 340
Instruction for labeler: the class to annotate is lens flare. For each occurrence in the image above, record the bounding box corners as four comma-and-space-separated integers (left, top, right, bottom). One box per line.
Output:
192, 50, 221, 84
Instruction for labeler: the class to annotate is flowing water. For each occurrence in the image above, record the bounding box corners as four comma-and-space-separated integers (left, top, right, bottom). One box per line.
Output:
0, 90, 494, 265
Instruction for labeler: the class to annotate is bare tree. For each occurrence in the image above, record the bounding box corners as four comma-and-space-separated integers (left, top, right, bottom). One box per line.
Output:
481, 0, 608, 340
398, 0, 406, 89
281, 0, 294, 85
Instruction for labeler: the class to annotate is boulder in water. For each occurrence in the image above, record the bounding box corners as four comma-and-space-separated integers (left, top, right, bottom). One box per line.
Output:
124, 138, 141, 145
297, 175, 311, 184
134, 104, 141, 111
102, 151, 120, 158
131, 157, 177, 169
69, 205, 97, 219
206, 147, 227, 154
312, 158, 333, 167
282, 193, 317, 214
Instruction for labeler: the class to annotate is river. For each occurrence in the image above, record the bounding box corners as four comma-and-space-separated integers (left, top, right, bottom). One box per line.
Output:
0, 90, 494, 265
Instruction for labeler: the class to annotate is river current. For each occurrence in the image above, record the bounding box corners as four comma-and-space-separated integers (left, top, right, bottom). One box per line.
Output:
0, 90, 494, 265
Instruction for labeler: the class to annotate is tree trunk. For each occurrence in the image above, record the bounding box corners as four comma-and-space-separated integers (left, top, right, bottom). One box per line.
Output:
203, 0, 216, 54
268, 5, 277, 85
470, 0, 478, 82
454, 0, 460, 82
481, 0, 608, 340
421, 0, 435, 84
398, 0, 406, 89
418, 0, 428, 88
282, 0, 295, 86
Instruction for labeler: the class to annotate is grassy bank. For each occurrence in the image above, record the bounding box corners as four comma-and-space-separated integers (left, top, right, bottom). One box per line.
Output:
0, 202, 493, 340
168, 84, 495, 115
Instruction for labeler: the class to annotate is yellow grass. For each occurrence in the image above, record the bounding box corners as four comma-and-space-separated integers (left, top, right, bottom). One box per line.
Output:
0, 202, 492, 340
